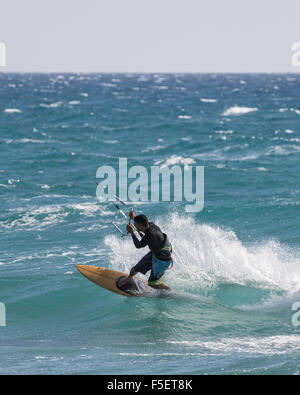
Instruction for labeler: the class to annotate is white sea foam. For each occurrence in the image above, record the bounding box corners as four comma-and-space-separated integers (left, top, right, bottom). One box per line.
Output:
238, 290, 300, 312
7, 179, 20, 186
194, 147, 261, 162
104, 140, 119, 144
100, 210, 115, 216
4, 108, 21, 113
101, 82, 116, 88
1, 202, 102, 230
137, 75, 149, 82
167, 335, 300, 356
155, 155, 195, 168
66, 202, 100, 216
223, 106, 258, 116
215, 130, 234, 135
40, 101, 63, 108
105, 213, 300, 294
142, 145, 165, 153
200, 98, 218, 103
4, 138, 49, 144
2, 208, 68, 230
291, 108, 300, 115
114, 108, 128, 113
181, 137, 192, 141
193, 140, 300, 162
266, 145, 300, 156
178, 115, 192, 119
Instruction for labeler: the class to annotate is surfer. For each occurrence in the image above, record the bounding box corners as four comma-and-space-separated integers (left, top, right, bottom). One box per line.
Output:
118, 210, 173, 291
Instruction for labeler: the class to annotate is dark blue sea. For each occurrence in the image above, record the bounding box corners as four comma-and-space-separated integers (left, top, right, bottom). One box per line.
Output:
0, 73, 300, 374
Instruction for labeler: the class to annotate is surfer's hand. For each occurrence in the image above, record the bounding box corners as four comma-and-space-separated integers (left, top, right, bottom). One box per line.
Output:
126, 223, 135, 235
129, 209, 136, 219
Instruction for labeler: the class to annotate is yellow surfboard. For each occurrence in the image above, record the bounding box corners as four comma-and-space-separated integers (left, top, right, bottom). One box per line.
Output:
76, 265, 169, 297
76, 265, 135, 296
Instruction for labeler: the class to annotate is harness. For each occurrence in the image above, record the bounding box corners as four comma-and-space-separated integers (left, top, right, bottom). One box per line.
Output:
153, 235, 174, 270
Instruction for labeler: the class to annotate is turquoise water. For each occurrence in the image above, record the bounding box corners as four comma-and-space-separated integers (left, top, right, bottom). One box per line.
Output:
0, 73, 300, 374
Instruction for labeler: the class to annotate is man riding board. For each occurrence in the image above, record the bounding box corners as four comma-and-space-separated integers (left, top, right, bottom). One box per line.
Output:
118, 209, 173, 291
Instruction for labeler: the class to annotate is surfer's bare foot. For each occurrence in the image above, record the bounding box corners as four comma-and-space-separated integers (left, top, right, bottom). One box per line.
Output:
118, 276, 129, 287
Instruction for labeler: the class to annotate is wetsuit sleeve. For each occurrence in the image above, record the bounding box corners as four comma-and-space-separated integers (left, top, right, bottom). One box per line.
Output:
131, 233, 149, 249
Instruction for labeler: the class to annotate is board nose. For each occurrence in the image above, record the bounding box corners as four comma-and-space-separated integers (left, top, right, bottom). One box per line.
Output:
76, 264, 104, 276
76, 264, 87, 275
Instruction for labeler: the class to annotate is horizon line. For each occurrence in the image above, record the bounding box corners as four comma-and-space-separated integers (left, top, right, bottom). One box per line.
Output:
1, 70, 300, 74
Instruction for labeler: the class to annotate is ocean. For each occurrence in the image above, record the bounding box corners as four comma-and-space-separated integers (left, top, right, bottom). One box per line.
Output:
0, 73, 300, 375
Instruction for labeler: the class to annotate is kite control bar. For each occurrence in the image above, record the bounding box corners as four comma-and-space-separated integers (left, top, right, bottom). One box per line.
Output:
112, 196, 143, 238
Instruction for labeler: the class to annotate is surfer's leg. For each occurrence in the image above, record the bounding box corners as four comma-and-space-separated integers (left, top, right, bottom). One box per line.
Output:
118, 252, 152, 287
132, 251, 153, 275
148, 272, 171, 291
118, 268, 137, 287
148, 258, 172, 291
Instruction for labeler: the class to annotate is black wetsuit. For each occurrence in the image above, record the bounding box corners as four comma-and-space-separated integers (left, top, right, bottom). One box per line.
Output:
132, 222, 172, 283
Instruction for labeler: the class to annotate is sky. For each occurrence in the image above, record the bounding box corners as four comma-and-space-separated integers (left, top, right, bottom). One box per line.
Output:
0, 0, 299, 73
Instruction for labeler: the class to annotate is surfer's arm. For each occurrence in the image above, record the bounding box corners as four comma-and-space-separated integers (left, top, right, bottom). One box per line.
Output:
126, 222, 148, 248
131, 234, 148, 249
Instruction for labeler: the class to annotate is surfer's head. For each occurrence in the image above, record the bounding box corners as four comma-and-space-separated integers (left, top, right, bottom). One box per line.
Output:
134, 214, 149, 232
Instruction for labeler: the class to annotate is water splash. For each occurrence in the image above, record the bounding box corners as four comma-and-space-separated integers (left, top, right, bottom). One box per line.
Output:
105, 214, 300, 302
